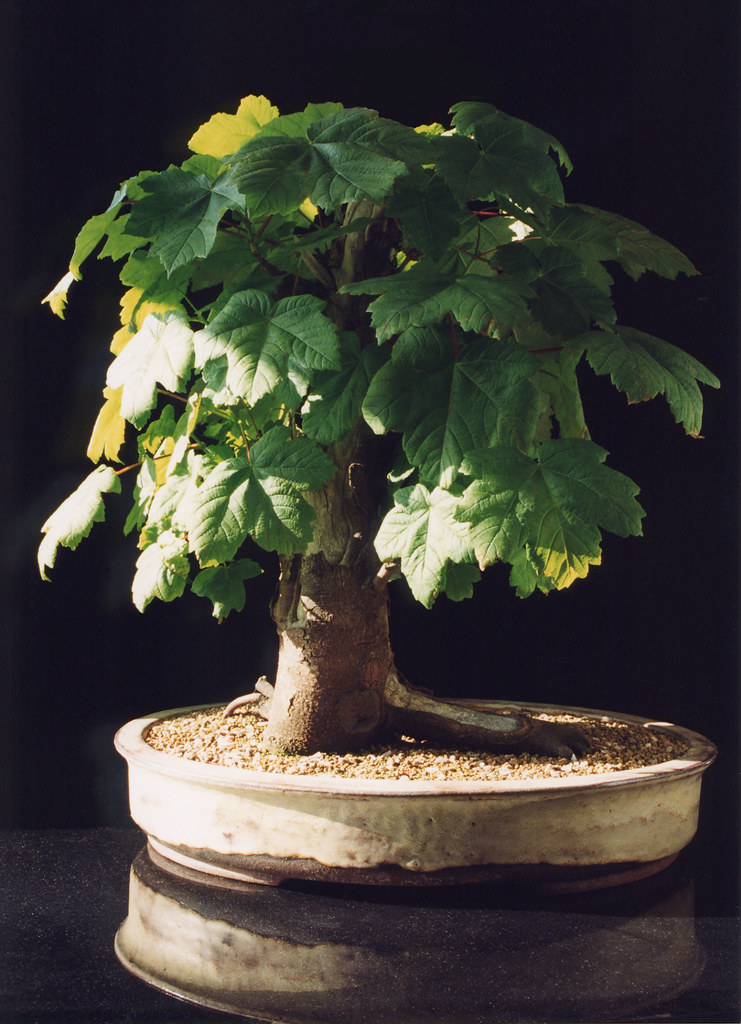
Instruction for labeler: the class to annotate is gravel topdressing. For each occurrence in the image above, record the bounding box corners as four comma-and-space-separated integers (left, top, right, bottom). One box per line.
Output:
144, 706, 689, 783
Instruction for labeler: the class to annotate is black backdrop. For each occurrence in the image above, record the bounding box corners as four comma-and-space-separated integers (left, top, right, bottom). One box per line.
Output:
2, 0, 738, 898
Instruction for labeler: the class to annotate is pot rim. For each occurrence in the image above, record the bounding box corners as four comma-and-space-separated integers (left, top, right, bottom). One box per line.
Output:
114, 701, 717, 797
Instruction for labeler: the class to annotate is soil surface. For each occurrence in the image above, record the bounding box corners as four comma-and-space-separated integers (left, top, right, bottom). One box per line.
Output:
145, 706, 689, 782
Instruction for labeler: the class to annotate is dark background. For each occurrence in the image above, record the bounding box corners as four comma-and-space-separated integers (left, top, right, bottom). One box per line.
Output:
2, 0, 738, 904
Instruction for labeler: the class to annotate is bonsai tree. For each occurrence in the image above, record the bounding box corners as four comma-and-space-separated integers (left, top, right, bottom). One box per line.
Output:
38, 95, 718, 758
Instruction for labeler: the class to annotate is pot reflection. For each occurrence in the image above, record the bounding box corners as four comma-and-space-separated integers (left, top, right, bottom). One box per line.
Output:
115, 846, 704, 1023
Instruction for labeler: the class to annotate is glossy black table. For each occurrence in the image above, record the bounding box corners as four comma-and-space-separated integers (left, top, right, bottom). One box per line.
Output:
1, 828, 738, 1023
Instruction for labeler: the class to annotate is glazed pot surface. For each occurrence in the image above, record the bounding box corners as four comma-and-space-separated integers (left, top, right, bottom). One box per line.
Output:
115, 702, 716, 888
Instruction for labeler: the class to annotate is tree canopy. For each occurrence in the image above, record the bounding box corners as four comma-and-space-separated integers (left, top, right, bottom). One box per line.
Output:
39, 96, 718, 617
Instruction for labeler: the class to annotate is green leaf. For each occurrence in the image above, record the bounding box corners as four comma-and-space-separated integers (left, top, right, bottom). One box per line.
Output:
306, 107, 433, 208
107, 312, 195, 427
189, 231, 273, 292
541, 204, 619, 262
460, 440, 644, 589
528, 247, 616, 335
231, 136, 316, 217
124, 167, 245, 274
194, 289, 339, 407
38, 466, 121, 579
192, 559, 263, 621
494, 243, 616, 336
434, 105, 568, 216
182, 427, 335, 561
577, 205, 698, 280
456, 472, 524, 569
441, 560, 482, 601
532, 349, 590, 441
450, 102, 573, 176
344, 262, 529, 341
363, 327, 539, 486
375, 483, 472, 607
301, 332, 388, 445
69, 187, 128, 277
132, 529, 190, 612
386, 175, 466, 261
251, 101, 345, 139
118, 250, 192, 313
570, 326, 720, 436
232, 106, 433, 216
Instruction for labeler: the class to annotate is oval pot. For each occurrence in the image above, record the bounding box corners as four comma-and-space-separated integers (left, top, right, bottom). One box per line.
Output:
114, 702, 716, 890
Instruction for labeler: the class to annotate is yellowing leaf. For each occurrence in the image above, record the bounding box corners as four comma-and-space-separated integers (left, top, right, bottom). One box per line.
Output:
42, 271, 76, 319
87, 386, 126, 463
188, 95, 279, 158
112, 287, 185, 354
299, 197, 319, 221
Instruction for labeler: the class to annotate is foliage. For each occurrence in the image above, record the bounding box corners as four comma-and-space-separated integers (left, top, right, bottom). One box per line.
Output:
39, 95, 718, 617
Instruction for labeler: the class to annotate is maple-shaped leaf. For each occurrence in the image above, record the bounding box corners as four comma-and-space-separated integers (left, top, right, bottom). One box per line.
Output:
229, 136, 316, 217
344, 262, 530, 341
232, 106, 433, 217
132, 529, 190, 612
87, 385, 126, 463
540, 204, 619, 260
386, 174, 467, 260
577, 205, 698, 281
531, 349, 590, 441
306, 107, 433, 210
362, 327, 540, 487
450, 102, 573, 176
570, 326, 720, 436
460, 440, 644, 590
374, 483, 472, 607
301, 332, 388, 445
455, 476, 523, 570
66, 185, 128, 279
192, 559, 263, 621
434, 105, 569, 217
118, 250, 192, 319
188, 95, 280, 159
38, 466, 121, 580
106, 312, 195, 427
182, 427, 335, 562
441, 560, 482, 602
248, 101, 345, 140
123, 167, 245, 274
494, 244, 617, 337
194, 289, 339, 407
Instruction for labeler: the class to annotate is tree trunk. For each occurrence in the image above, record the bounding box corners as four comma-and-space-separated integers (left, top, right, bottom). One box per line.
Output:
253, 201, 590, 760
264, 434, 394, 754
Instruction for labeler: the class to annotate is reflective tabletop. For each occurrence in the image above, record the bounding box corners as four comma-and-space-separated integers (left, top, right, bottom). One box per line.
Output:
1, 828, 738, 1023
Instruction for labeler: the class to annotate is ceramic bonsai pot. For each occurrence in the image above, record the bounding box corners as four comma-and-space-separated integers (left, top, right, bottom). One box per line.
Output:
114, 701, 716, 890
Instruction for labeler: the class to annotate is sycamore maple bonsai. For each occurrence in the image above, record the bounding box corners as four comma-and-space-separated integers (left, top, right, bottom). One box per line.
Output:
39, 95, 718, 759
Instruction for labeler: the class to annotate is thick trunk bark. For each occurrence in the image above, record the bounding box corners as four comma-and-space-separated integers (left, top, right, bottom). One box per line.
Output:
264, 435, 394, 754
262, 201, 401, 755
